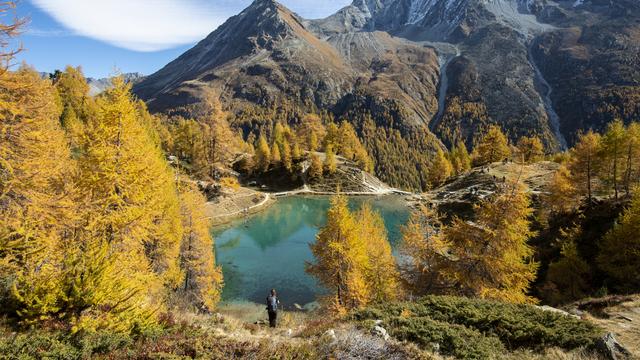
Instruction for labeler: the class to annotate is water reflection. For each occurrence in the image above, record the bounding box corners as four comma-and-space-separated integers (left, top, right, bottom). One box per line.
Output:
212, 195, 410, 307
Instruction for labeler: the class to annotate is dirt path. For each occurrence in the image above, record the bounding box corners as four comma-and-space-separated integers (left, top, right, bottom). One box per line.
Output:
205, 187, 274, 225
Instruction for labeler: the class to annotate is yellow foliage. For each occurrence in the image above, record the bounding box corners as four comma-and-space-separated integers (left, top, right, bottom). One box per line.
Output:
473, 125, 511, 166
0, 67, 72, 322
307, 195, 369, 310
356, 204, 400, 303
441, 183, 539, 304
568, 131, 601, 202
400, 205, 450, 295
516, 136, 545, 164
176, 181, 223, 311
429, 148, 453, 187
220, 176, 240, 190
307, 196, 400, 311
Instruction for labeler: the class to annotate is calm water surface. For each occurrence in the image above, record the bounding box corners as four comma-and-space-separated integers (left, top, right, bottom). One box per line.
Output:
212, 195, 410, 308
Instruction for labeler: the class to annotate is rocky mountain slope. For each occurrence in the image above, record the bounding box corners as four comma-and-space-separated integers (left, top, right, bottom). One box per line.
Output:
133, 0, 639, 187
87, 72, 144, 96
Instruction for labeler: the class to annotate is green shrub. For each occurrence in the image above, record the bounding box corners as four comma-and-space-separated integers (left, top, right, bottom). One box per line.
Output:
386, 316, 504, 359
0, 331, 79, 360
352, 295, 602, 357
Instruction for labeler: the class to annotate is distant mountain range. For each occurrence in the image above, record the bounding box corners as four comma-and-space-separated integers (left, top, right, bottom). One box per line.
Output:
132, 0, 640, 187
87, 72, 145, 96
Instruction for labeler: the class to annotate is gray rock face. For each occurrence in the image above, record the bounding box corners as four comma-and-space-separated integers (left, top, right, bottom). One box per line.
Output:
596, 332, 632, 360
133, 0, 639, 177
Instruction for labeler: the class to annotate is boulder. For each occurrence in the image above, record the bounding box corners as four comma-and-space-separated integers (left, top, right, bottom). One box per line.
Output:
323, 329, 337, 341
596, 332, 632, 360
371, 325, 390, 341
536, 305, 580, 319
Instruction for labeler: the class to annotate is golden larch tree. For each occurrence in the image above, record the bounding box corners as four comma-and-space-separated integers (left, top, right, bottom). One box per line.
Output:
400, 205, 451, 295
176, 180, 223, 312
568, 130, 601, 203
73, 77, 184, 331
306, 195, 370, 312
442, 182, 539, 304
0, 67, 74, 323
324, 145, 337, 174
255, 135, 271, 172
516, 136, 544, 164
599, 119, 626, 199
356, 203, 400, 303
429, 148, 453, 187
473, 125, 511, 166
450, 140, 471, 175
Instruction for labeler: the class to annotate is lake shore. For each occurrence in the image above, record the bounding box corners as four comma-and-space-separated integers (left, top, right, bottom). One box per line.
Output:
205, 187, 276, 226
206, 185, 422, 227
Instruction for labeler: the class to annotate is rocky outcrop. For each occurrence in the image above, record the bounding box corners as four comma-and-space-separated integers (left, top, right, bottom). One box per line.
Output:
596, 332, 632, 360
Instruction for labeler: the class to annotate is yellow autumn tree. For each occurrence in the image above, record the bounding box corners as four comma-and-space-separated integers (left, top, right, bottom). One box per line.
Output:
622, 122, 640, 196
255, 135, 271, 172
271, 141, 281, 164
53, 66, 94, 121
356, 204, 400, 303
516, 136, 544, 164
176, 180, 223, 312
281, 138, 293, 172
543, 165, 578, 214
200, 109, 235, 178
308, 153, 323, 182
324, 145, 337, 174
568, 130, 602, 202
400, 205, 451, 295
306, 195, 370, 312
450, 140, 471, 175
600, 119, 626, 199
429, 148, 453, 187
473, 125, 511, 166
597, 189, 640, 290
442, 182, 539, 303
0, 67, 74, 323
72, 77, 184, 331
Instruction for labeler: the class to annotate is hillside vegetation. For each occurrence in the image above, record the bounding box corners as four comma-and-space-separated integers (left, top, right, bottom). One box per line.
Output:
2, 2, 640, 359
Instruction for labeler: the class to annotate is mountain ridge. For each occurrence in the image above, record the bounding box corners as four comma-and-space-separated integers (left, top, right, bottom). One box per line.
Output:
133, 0, 640, 190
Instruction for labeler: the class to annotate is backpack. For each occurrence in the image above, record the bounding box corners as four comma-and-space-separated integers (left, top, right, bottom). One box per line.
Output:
267, 295, 278, 312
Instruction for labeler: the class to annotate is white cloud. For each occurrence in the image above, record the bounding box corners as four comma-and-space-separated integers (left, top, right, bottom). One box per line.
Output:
30, 0, 352, 52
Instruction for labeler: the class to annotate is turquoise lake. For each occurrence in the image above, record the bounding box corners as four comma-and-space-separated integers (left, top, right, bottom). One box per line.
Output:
212, 195, 410, 309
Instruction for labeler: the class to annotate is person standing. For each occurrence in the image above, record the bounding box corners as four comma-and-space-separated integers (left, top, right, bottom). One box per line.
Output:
266, 289, 280, 328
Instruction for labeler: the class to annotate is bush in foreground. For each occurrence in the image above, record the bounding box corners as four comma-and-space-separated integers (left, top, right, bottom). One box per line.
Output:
352, 295, 602, 359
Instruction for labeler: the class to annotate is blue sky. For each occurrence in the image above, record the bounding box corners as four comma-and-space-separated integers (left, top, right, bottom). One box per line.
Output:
13, 0, 351, 78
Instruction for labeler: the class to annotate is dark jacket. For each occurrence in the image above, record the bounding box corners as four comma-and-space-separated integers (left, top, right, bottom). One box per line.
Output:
267, 295, 279, 312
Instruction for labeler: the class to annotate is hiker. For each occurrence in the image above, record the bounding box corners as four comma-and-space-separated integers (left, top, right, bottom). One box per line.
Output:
266, 289, 280, 328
